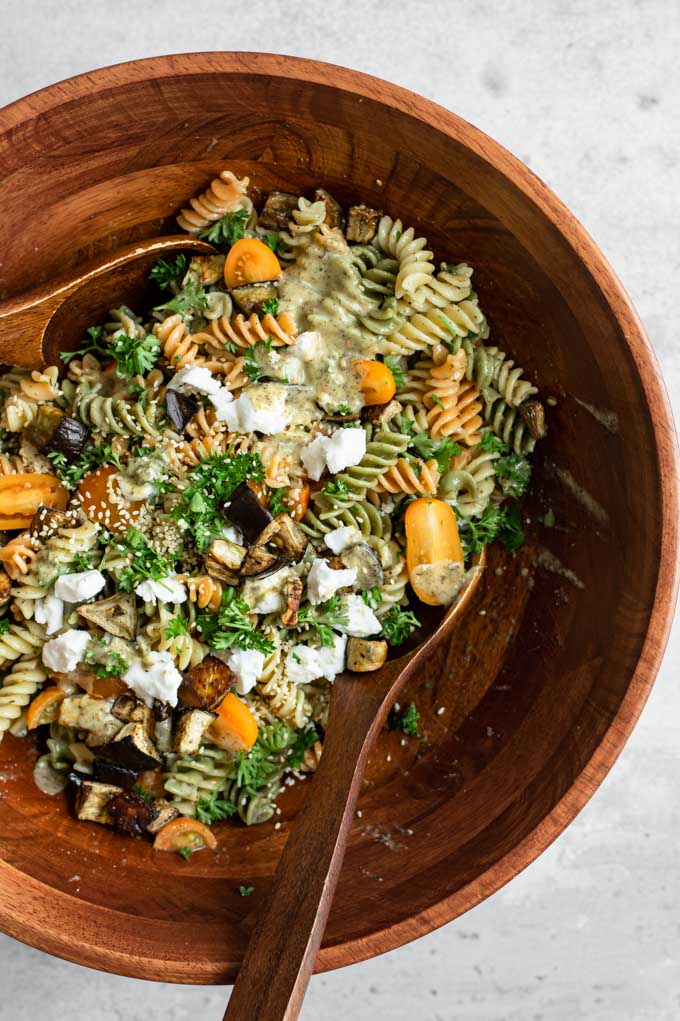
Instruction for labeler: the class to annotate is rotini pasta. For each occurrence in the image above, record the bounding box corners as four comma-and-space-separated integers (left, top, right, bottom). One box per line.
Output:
0, 656, 47, 742
176, 170, 252, 234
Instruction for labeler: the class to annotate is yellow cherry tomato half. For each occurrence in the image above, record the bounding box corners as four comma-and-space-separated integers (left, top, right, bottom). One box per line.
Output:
353, 359, 397, 406
405, 498, 464, 606
224, 238, 282, 288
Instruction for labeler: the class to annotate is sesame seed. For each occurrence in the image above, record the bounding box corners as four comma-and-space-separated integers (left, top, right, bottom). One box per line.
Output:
436, 706, 446, 716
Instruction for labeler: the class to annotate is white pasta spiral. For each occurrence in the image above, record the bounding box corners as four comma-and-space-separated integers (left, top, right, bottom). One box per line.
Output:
0, 657, 48, 742
376, 216, 435, 306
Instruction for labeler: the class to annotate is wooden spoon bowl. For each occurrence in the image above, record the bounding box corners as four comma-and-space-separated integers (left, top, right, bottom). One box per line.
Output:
0, 53, 677, 984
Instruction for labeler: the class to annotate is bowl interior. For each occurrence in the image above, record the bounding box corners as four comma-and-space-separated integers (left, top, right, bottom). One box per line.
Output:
0, 54, 675, 983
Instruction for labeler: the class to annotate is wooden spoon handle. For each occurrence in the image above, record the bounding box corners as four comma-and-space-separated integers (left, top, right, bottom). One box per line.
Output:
223, 674, 395, 1021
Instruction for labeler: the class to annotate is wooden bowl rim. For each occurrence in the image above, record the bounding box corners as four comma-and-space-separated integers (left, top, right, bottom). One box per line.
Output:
0, 51, 678, 981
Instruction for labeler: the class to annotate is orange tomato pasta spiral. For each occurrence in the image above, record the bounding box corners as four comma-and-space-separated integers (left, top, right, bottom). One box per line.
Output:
0, 454, 26, 475
186, 575, 223, 612
0, 532, 40, 580
374, 456, 441, 497
425, 351, 483, 445
154, 314, 199, 369
171, 434, 228, 469
176, 170, 252, 234
197, 312, 297, 353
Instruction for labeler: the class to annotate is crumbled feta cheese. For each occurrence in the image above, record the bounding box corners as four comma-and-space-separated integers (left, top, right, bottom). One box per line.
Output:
134, 574, 187, 605
324, 525, 362, 554
306, 558, 356, 605
123, 651, 183, 707
223, 648, 265, 695
325, 428, 366, 474
337, 594, 381, 637
42, 629, 91, 673
300, 428, 366, 481
285, 634, 347, 684
54, 569, 106, 603
208, 387, 234, 418
300, 435, 330, 481
221, 387, 289, 434
242, 566, 295, 614
34, 593, 64, 635
293, 331, 323, 361
222, 522, 244, 545
167, 364, 221, 395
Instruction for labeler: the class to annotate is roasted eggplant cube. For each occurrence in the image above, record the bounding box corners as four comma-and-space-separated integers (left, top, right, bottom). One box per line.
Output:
0, 569, 10, 607
165, 389, 199, 433
206, 538, 247, 583
281, 576, 303, 627
23, 405, 65, 451
96, 721, 162, 772
346, 638, 388, 672
272, 514, 308, 559
75, 780, 123, 825
111, 693, 154, 733
29, 505, 77, 540
179, 655, 235, 710
346, 204, 382, 244
93, 759, 139, 789
258, 190, 300, 229
174, 709, 216, 756
240, 546, 284, 578
314, 188, 345, 233
77, 591, 137, 640
229, 280, 278, 316
184, 253, 225, 287
108, 790, 159, 837
224, 482, 273, 543
145, 798, 180, 835
43, 416, 90, 463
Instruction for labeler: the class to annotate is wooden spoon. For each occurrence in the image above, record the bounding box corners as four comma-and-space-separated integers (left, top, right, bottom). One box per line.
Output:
0, 236, 215, 368
224, 551, 486, 1021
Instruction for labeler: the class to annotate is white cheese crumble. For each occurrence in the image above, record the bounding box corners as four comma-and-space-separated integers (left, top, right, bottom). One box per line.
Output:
306, 558, 356, 605
123, 651, 183, 707
222, 648, 265, 695
337, 594, 381, 637
208, 387, 234, 418
300, 428, 366, 481
134, 574, 187, 605
34, 593, 64, 636
222, 522, 244, 545
285, 634, 347, 684
221, 387, 289, 434
42, 629, 91, 673
54, 569, 106, 603
167, 364, 221, 395
324, 525, 362, 554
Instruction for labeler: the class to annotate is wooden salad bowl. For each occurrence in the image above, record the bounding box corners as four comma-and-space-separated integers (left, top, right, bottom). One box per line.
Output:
0, 53, 677, 984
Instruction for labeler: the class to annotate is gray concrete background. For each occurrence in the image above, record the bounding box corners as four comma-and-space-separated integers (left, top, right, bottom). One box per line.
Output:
0, 1, 678, 1018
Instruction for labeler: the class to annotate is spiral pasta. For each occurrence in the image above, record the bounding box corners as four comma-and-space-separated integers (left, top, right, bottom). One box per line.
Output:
154, 313, 199, 368
301, 497, 393, 541
425, 352, 483, 445
256, 635, 312, 729
144, 603, 208, 671
104, 305, 146, 342
164, 744, 231, 815
195, 311, 297, 353
351, 245, 399, 298
176, 170, 252, 234
311, 428, 410, 513
279, 197, 327, 255
74, 383, 163, 437
0, 532, 40, 580
438, 443, 500, 517
377, 542, 408, 616
185, 575, 222, 612
0, 454, 26, 475
0, 656, 48, 742
415, 262, 474, 309
483, 396, 536, 454
0, 621, 47, 668
376, 216, 435, 306
380, 293, 488, 357
374, 457, 440, 496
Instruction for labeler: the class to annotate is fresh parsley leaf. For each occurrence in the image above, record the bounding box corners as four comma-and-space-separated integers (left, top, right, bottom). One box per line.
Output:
399, 416, 416, 436
149, 254, 187, 291
154, 281, 207, 322
197, 588, 274, 654
361, 586, 382, 609
498, 500, 525, 551
433, 437, 462, 473
322, 479, 350, 500
173, 451, 264, 550
296, 595, 349, 648
287, 724, 320, 769
163, 616, 189, 639
458, 502, 525, 556
543, 509, 555, 528
260, 297, 280, 317
408, 433, 434, 460
199, 208, 249, 249
196, 789, 237, 825
109, 528, 178, 592
243, 338, 274, 383
334, 404, 352, 417
89, 653, 128, 679
384, 357, 405, 389
388, 702, 420, 736
60, 324, 160, 379
381, 606, 420, 646
239, 885, 255, 897
267, 487, 287, 517
264, 233, 287, 254
59, 325, 107, 365
47, 444, 122, 490
479, 432, 506, 454
431, 394, 445, 409
177, 846, 193, 860
70, 551, 97, 572
0, 619, 10, 635
495, 451, 531, 498
132, 785, 155, 804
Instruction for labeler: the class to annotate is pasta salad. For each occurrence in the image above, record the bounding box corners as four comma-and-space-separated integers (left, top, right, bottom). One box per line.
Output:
0, 171, 545, 854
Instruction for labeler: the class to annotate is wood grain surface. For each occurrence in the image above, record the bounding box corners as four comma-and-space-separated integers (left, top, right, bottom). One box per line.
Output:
0, 52, 677, 985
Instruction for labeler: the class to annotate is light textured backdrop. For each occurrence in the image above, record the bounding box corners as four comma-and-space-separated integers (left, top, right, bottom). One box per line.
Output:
1, 1, 678, 1018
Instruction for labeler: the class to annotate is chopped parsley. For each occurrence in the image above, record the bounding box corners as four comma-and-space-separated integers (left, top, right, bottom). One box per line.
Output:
0, 619, 10, 635
177, 846, 193, 861
296, 595, 349, 648
173, 451, 264, 550
388, 702, 420, 736
260, 297, 280, 317
87, 652, 128, 679
381, 606, 421, 646
431, 394, 445, 409
267, 486, 287, 517
60, 325, 161, 379
196, 789, 237, 825
199, 208, 249, 250
154, 281, 207, 322
408, 433, 462, 473
163, 617, 189, 639
384, 357, 405, 389
47, 444, 122, 490
458, 501, 525, 556
264, 233, 287, 254
108, 528, 178, 592
334, 404, 352, 417
243, 338, 274, 383
149, 254, 188, 291
361, 586, 382, 609
132, 785, 155, 804
322, 478, 350, 500
480, 432, 531, 498
239, 885, 255, 897
197, 588, 274, 654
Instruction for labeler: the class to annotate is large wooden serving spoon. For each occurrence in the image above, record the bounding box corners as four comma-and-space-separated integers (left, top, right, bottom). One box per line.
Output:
0, 236, 214, 368
224, 552, 486, 1021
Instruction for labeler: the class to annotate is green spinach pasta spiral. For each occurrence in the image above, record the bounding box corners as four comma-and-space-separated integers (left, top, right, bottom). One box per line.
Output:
74, 382, 164, 437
